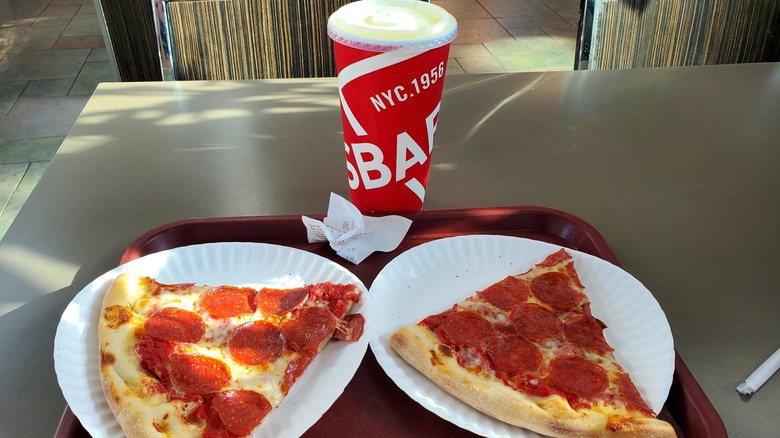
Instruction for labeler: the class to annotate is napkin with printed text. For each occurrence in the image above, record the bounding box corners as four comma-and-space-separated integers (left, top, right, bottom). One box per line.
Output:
302, 193, 412, 264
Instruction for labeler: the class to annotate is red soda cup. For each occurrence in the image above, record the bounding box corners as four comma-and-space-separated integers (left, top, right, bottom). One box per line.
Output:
328, 0, 458, 213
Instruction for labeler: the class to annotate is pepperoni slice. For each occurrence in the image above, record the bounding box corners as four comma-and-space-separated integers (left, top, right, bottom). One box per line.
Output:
256, 287, 309, 316
200, 286, 257, 319
509, 303, 563, 342
211, 390, 271, 436
145, 307, 205, 343
282, 353, 315, 395
436, 310, 494, 349
564, 262, 585, 289
332, 313, 365, 342
282, 306, 337, 353
537, 248, 571, 267
477, 276, 530, 310
530, 272, 582, 310
486, 334, 542, 374
420, 312, 447, 330
309, 282, 360, 302
136, 335, 176, 379
549, 355, 608, 397
228, 321, 285, 365
563, 315, 614, 353
168, 353, 231, 395
327, 299, 353, 320
309, 283, 361, 318
619, 373, 653, 414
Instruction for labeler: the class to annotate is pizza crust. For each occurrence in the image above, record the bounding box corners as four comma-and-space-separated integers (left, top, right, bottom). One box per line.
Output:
389, 324, 676, 438
98, 272, 205, 437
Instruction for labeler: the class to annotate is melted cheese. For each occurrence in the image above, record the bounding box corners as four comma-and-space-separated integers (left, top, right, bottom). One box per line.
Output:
132, 282, 302, 409
445, 258, 635, 410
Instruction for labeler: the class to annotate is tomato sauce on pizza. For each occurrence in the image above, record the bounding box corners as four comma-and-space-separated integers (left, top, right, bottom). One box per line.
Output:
390, 249, 675, 437
98, 273, 364, 438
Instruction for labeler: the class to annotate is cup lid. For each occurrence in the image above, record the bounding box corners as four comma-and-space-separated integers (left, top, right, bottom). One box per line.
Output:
328, 0, 458, 52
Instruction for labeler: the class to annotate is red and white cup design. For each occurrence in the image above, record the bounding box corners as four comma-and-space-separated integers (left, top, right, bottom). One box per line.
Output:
328, 0, 458, 213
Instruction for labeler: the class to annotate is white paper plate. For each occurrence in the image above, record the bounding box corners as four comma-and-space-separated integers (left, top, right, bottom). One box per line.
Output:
53, 242, 369, 438
367, 235, 674, 438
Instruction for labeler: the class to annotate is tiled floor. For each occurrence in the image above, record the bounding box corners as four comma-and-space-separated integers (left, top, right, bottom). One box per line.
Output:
438, 0, 579, 74
0, 0, 578, 241
0, 0, 119, 240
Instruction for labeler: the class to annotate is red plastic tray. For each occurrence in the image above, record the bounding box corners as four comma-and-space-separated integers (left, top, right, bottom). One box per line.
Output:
55, 206, 726, 438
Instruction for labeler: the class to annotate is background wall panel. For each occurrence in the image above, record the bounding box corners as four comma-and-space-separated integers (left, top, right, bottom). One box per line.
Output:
164, 0, 351, 80
578, 0, 780, 69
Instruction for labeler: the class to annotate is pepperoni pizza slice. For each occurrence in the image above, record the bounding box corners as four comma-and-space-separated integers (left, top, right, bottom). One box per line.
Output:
389, 249, 675, 437
98, 272, 364, 437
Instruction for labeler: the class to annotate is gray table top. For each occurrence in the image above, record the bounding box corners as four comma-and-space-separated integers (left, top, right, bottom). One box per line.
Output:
0, 63, 777, 438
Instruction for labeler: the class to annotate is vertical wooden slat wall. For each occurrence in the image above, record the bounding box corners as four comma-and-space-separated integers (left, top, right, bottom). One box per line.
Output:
165, 0, 351, 80
588, 0, 780, 69
98, 0, 162, 81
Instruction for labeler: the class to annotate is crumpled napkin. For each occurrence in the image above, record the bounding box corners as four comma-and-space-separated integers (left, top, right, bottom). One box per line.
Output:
302, 193, 412, 264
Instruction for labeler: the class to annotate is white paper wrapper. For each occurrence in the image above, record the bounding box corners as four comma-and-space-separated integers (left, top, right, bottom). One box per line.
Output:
736, 347, 780, 395
302, 193, 412, 264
